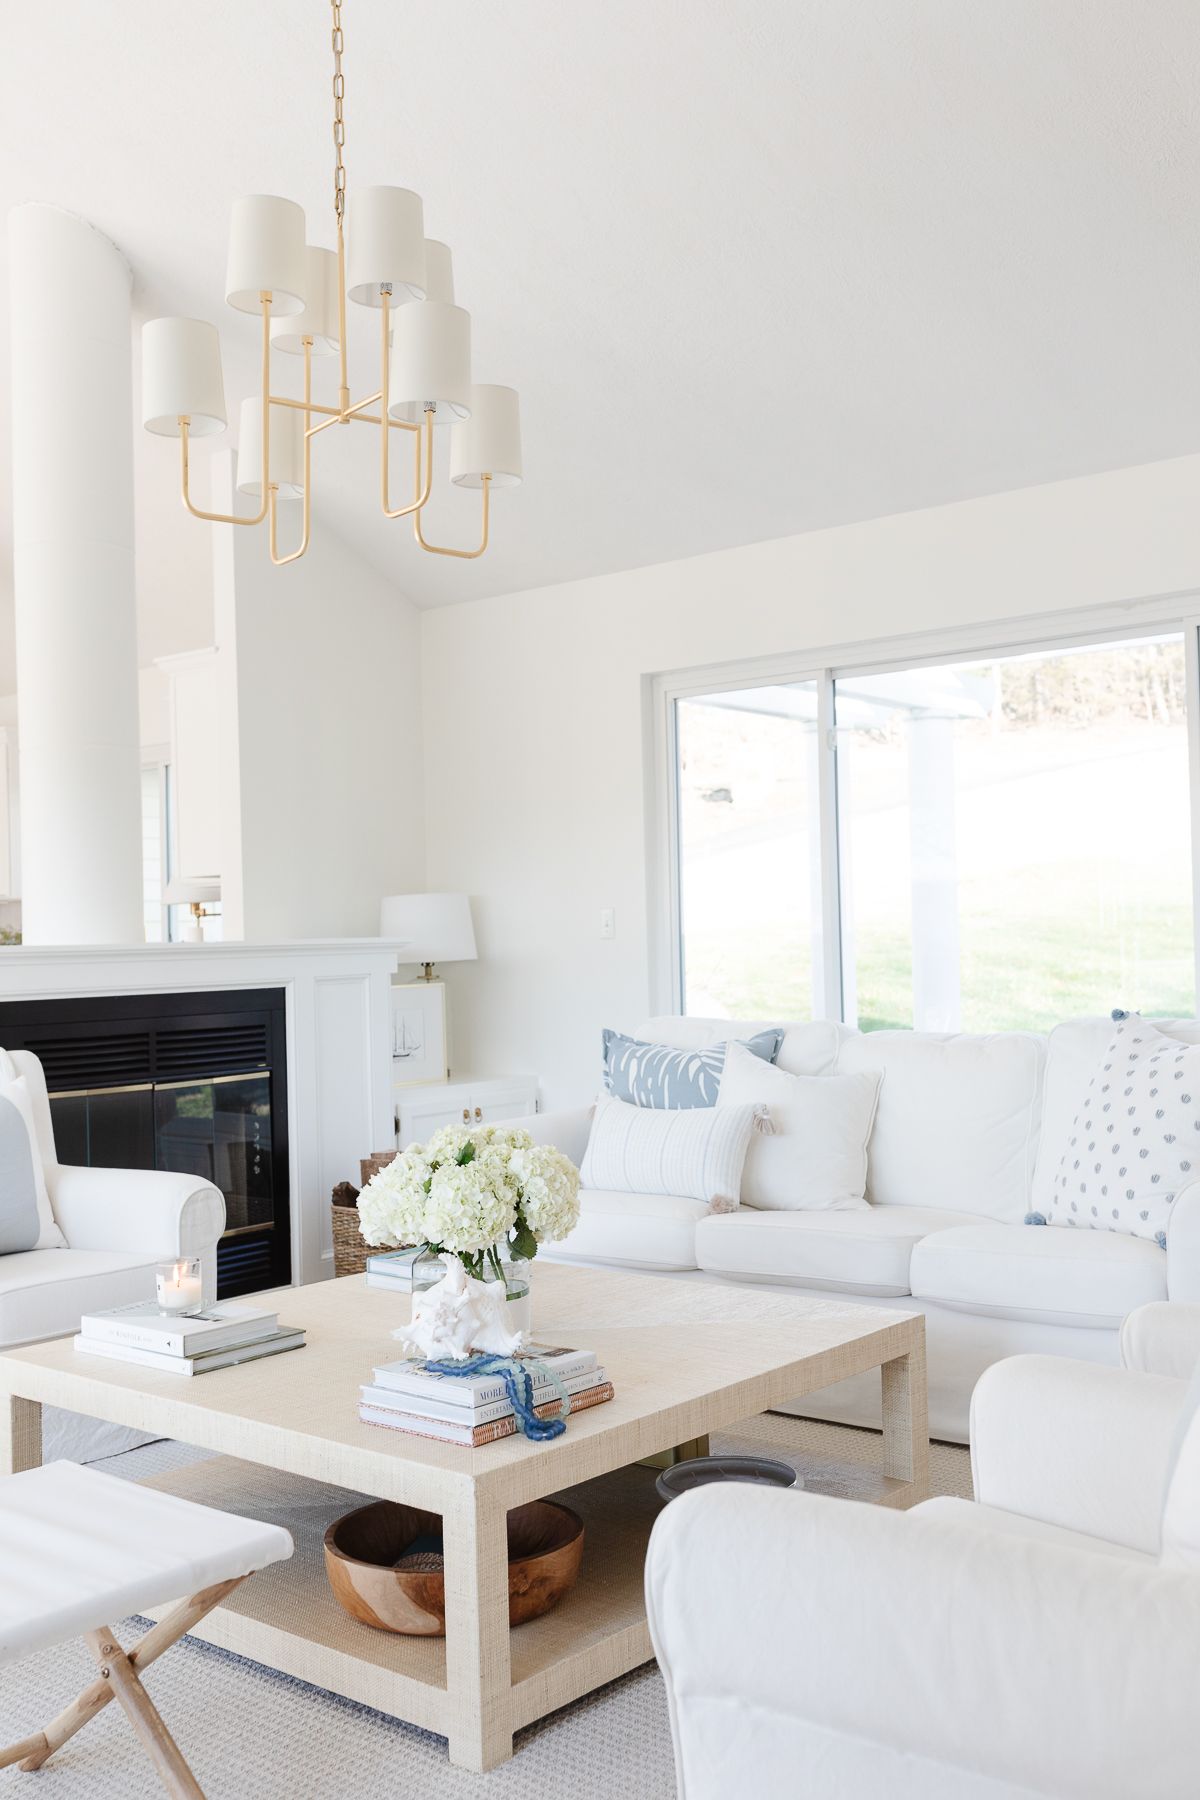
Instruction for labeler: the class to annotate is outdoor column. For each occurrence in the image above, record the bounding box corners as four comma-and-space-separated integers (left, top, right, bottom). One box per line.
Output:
908, 713, 961, 1030
8, 204, 144, 943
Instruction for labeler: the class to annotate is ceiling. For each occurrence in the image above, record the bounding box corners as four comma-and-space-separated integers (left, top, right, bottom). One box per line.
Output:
3, 0, 1200, 691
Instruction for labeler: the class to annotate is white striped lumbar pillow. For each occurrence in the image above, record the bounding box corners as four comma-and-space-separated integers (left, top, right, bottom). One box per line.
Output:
579, 1093, 761, 1210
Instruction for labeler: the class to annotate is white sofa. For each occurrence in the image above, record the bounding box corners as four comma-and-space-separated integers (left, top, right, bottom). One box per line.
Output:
529, 1013, 1200, 1440
646, 1302, 1200, 1800
1, 1049, 225, 1457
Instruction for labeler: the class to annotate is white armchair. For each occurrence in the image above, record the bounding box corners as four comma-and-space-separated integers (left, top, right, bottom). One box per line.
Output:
0, 1050, 226, 1352
646, 1305, 1200, 1800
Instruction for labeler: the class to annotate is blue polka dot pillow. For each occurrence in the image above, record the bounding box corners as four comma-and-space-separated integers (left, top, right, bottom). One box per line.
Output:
1030, 1014, 1200, 1247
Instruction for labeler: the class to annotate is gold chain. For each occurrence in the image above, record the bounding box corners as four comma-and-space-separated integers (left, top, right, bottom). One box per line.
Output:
331, 0, 346, 224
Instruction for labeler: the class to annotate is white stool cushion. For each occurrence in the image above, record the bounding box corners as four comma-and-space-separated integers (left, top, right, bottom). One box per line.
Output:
911, 1221, 1166, 1327
0, 1460, 292, 1660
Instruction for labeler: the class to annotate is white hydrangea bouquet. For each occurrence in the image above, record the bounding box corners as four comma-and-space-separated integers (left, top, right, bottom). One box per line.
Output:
358, 1122, 580, 1286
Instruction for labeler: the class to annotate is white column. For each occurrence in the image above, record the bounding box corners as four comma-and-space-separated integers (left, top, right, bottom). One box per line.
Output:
908, 714, 961, 1031
8, 204, 144, 944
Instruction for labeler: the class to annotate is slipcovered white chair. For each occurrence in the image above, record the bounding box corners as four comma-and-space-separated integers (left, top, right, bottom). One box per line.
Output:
0, 1460, 292, 1797
646, 1303, 1200, 1800
0, 1049, 226, 1351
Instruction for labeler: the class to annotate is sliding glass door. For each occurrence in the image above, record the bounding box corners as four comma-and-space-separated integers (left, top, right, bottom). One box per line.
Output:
670, 628, 1197, 1031
675, 683, 821, 1018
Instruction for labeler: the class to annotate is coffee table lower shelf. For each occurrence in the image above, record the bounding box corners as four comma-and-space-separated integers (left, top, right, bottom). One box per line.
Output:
139, 1452, 661, 1741
136, 1430, 922, 1750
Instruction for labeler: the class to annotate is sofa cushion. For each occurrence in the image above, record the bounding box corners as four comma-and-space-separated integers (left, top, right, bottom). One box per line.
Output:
635, 1017, 842, 1077
580, 1094, 759, 1207
0, 1248, 160, 1349
911, 1222, 1166, 1328
1034, 1015, 1200, 1246
694, 1205, 977, 1296
1031, 1015, 1200, 1220
912, 1496, 1153, 1564
717, 1041, 880, 1211
602, 1026, 783, 1108
836, 1030, 1044, 1222
549, 1189, 708, 1271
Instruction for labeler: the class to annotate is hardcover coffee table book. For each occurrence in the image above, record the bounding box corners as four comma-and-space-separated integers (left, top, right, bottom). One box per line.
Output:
74, 1302, 305, 1377
0, 1265, 927, 1771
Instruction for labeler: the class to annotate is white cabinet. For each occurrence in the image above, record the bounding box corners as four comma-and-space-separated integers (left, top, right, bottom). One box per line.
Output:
395, 1074, 538, 1147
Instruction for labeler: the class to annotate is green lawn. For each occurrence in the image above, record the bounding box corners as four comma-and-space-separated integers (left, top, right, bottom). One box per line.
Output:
684, 867, 1194, 1031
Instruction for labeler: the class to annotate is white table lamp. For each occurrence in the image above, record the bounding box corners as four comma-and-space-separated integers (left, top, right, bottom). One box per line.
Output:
379, 893, 477, 982
380, 893, 477, 1086
164, 877, 221, 943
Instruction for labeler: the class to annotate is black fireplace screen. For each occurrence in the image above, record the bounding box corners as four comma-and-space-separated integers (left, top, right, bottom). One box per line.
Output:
0, 989, 290, 1298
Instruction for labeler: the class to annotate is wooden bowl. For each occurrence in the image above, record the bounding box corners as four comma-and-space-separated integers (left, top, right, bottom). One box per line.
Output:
323, 1498, 584, 1636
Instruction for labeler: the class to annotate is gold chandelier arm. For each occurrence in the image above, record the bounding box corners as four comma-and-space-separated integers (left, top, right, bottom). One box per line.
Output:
380, 294, 434, 518
180, 295, 272, 526
414, 468, 491, 560
269, 341, 313, 565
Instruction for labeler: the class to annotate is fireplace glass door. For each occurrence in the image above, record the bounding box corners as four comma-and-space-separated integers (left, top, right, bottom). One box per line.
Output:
155, 1073, 275, 1236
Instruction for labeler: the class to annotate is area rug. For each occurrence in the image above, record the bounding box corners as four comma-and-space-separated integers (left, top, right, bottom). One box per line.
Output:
0, 1420, 971, 1798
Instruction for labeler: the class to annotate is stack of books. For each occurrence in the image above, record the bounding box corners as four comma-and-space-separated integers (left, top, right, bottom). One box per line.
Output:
364, 1248, 425, 1293
74, 1301, 305, 1377
359, 1344, 613, 1445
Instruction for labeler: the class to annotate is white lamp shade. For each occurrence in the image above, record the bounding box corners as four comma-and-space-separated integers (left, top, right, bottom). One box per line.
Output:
164, 877, 220, 905
450, 384, 522, 488
422, 239, 455, 305
237, 397, 305, 499
142, 318, 227, 438
380, 892, 477, 964
271, 246, 340, 354
226, 195, 307, 316
347, 186, 426, 306
387, 302, 471, 423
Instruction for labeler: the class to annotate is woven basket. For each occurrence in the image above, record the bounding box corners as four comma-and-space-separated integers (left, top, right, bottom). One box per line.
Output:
331, 1153, 399, 1278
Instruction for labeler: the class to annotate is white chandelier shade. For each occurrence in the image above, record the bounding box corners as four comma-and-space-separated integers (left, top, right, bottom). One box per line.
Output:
236, 397, 305, 499
422, 239, 455, 305
450, 384, 522, 488
225, 195, 308, 315
272, 246, 340, 355
387, 301, 472, 422
142, 318, 227, 437
346, 186, 425, 306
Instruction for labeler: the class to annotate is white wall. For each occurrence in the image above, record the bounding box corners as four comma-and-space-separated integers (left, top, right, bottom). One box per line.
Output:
211, 453, 425, 941
421, 453, 1200, 1108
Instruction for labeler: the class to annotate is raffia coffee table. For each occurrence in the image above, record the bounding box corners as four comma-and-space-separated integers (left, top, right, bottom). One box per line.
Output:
0, 1264, 927, 1771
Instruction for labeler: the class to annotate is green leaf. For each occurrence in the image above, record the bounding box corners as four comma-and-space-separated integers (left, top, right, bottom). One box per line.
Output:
511, 1218, 539, 1263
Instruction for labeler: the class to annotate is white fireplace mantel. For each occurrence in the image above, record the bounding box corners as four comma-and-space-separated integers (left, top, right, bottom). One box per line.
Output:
0, 939, 406, 1286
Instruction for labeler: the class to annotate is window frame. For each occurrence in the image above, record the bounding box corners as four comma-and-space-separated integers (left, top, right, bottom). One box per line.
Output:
652, 595, 1200, 1024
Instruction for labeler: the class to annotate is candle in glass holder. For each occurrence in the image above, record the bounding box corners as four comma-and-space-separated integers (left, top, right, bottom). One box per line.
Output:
156, 1258, 203, 1317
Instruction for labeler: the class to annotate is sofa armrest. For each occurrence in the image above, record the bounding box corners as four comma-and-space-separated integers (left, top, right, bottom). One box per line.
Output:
969, 1353, 1183, 1553
1121, 1301, 1200, 1378
510, 1106, 593, 1169
47, 1164, 226, 1261
1165, 1178, 1200, 1300
646, 1485, 1200, 1800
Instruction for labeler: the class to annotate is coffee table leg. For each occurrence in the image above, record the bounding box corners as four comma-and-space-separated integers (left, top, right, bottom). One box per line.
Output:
442, 1487, 513, 1771
881, 1336, 929, 1501
0, 1395, 41, 1475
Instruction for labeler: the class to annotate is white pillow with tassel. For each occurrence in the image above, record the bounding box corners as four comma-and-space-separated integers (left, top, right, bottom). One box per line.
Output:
580, 1093, 764, 1212
717, 1039, 881, 1211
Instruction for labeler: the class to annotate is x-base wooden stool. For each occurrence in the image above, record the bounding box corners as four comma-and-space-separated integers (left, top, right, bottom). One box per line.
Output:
0, 1460, 292, 1798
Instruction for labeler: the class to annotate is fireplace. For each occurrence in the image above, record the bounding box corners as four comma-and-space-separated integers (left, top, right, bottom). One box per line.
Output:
0, 988, 290, 1298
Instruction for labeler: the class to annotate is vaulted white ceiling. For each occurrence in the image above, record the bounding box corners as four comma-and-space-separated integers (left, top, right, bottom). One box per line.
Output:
3, 0, 1200, 691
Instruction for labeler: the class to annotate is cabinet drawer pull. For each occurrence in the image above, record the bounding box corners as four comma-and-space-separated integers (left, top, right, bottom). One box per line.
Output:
462, 1107, 470, 1122
474, 1106, 483, 1121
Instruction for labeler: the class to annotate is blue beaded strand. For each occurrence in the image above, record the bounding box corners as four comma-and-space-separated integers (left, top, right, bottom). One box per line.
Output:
420, 1354, 570, 1440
